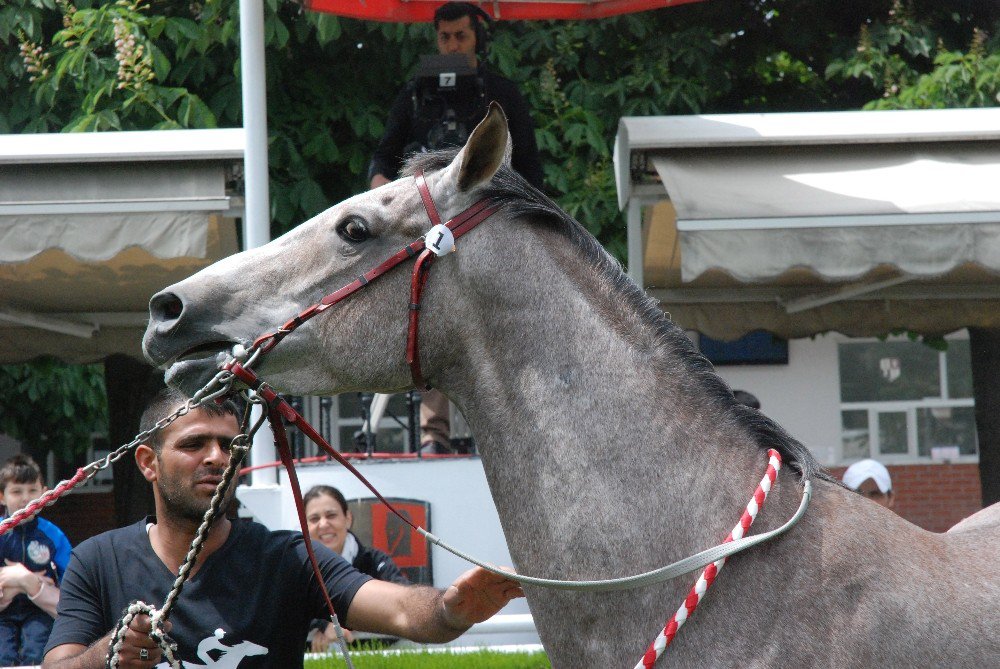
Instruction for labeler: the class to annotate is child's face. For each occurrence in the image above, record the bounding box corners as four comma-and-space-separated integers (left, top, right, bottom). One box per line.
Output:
0, 480, 45, 515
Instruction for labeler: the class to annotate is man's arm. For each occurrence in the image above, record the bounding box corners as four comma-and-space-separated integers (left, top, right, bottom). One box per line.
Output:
344, 566, 523, 643
42, 637, 107, 669
369, 84, 415, 188
41, 545, 143, 669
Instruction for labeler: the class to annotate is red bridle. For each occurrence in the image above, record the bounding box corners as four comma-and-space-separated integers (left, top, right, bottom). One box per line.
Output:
243, 170, 499, 390
219, 171, 499, 647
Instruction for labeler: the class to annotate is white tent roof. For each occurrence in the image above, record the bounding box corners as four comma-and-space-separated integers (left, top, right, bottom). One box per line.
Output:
0, 129, 244, 363
614, 107, 1000, 211
613, 108, 1000, 339
0, 127, 244, 165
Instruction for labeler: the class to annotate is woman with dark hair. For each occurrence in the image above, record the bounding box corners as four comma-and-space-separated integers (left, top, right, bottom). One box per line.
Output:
303, 485, 407, 651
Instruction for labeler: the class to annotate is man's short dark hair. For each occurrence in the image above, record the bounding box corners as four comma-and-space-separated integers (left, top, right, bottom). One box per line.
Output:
139, 387, 243, 453
433, 2, 486, 29
0, 454, 43, 492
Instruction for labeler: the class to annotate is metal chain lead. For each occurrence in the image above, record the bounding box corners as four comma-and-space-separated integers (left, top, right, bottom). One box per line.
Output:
1, 368, 237, 540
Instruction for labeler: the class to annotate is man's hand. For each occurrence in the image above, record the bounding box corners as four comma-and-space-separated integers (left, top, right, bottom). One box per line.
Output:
115, 613, 173, 667
43, 612, 173, 669
440, 566, 524, 630
310, 621, 352, 653
369, 174, 391, 189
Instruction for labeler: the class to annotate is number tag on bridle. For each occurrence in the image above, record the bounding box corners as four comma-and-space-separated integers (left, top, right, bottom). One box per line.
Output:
425, 224, 456, 256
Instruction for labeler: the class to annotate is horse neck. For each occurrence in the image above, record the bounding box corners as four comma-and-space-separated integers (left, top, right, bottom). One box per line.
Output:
431, 221, 791, 573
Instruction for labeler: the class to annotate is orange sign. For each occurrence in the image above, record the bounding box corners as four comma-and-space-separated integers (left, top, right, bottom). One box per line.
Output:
349, 498, 433, 584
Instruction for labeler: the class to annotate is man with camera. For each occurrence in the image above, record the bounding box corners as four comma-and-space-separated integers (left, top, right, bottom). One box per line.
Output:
368, 1, 543, 190
369, 2, 543, 455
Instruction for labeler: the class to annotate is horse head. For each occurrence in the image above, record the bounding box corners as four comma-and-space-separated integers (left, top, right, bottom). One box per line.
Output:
143, 103, 514, 398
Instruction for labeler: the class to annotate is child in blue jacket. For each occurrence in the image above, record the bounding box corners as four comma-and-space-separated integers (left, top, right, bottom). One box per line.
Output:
0, 454, 71, 666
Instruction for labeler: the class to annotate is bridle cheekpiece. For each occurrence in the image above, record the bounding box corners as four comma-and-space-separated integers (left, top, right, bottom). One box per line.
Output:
234, 169, 499, 389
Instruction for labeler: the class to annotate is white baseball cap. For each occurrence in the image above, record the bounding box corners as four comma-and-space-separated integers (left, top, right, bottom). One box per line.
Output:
842, 459, 892, 494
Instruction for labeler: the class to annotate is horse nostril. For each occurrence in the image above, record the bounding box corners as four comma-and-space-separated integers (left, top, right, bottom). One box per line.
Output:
150, 292, 184, 323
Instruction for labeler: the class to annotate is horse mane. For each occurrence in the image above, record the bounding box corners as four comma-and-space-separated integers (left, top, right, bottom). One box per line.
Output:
403, 151, 832, 484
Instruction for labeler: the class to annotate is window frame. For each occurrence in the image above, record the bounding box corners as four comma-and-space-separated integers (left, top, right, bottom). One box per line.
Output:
837, 335, 978, 465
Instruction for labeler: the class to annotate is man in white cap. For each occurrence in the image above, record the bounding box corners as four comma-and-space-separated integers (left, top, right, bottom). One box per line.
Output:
842, 458, 895, 509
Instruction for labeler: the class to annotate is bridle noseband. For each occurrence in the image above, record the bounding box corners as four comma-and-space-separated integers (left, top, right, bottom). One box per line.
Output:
239, 169, 498, 390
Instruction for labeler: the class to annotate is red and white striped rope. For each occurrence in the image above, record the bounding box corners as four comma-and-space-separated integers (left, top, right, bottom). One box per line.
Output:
0, 467, 89, 536
637, 448, 782, 669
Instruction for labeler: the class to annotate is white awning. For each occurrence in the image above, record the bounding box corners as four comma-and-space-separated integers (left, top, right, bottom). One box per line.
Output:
0, 129, 244, 363
650, 149, 1000, 231
614, 108, 1000, 339
0, 212, 211, 263
676, 221, 1000, 283
0, 214, 238, 363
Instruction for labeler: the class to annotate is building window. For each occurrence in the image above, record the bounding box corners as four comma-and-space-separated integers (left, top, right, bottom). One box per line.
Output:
698, 331, 789, 366
292, 393, 417, 457
838, 338, 977, 463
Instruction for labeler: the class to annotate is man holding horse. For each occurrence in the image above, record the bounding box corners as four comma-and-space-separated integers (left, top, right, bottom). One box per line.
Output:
41, 388, 523, 668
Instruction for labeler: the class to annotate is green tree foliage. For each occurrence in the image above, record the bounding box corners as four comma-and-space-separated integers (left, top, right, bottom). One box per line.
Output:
826, 0, 1000, 109
0, 359, 107, 461
20, 0, 217, 131
487, 16, 724, 256
1, 0, 387, 233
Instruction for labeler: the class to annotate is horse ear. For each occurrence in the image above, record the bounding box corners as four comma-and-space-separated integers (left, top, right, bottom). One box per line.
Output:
456, 102, 512, 192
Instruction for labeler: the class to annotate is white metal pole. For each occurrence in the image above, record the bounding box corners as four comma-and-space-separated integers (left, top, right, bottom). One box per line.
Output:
239, 0, 276, 485
627, 198, 644, 287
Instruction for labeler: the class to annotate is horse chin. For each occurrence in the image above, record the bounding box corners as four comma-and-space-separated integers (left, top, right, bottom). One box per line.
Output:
163, 353, 230, 397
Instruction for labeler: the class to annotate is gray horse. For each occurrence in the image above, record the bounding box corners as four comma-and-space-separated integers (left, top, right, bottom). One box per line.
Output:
143, 105, 1000, 668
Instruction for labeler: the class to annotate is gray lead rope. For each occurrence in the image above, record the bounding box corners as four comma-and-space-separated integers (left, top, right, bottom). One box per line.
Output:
419, 480, 812, 593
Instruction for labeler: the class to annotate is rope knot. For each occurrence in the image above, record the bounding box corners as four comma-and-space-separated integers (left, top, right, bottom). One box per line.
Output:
106, 602, 181, 669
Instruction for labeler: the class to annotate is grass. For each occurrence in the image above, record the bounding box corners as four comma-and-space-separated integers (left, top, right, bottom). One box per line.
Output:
305, 649, 551, 668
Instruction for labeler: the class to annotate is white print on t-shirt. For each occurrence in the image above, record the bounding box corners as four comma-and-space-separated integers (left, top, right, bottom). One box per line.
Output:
154, 628, 267, 668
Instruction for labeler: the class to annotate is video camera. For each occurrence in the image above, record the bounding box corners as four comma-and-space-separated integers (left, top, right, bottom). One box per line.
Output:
407, 54, 486, 152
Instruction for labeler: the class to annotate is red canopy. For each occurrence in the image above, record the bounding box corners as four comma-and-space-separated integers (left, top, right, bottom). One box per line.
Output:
305, 0, 704, 22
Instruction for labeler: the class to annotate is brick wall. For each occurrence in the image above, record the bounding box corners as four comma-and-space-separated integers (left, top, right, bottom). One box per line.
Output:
829, 463, 982, 533
37, 490, 116, 547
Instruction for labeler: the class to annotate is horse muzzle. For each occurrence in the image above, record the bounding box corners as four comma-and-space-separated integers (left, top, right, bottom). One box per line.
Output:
144, 287, 245, 395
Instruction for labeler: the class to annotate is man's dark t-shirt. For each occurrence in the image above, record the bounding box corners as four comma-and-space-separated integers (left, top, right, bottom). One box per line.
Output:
45, 517, 371, 668
370, 65, 544, 189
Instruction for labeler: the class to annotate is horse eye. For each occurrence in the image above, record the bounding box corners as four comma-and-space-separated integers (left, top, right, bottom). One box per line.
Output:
336, 216, 371, 243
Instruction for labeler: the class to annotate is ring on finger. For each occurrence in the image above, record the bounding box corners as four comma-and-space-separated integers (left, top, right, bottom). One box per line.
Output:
139, 648, 150, 661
